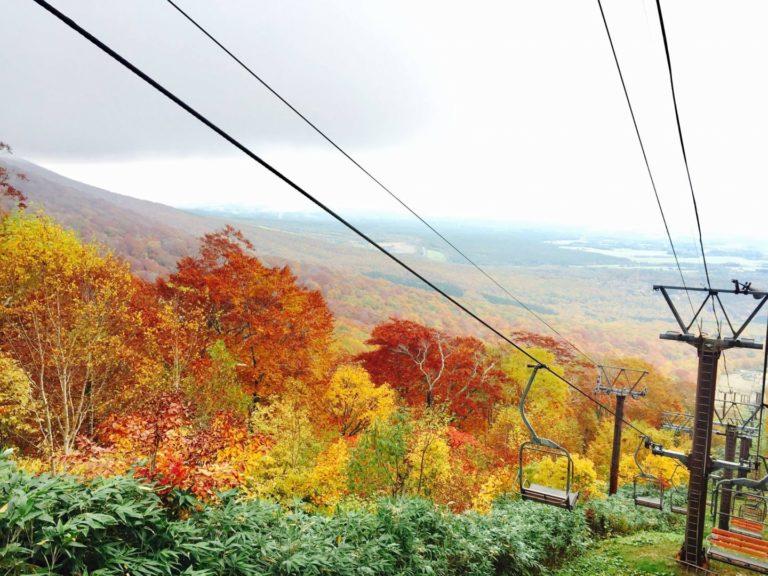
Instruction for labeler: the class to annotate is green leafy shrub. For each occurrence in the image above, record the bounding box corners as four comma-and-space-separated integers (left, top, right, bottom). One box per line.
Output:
0, 449, 179, 575
181, 495, 590, 575
0, 452, 592, 575
583, 488, 684, 537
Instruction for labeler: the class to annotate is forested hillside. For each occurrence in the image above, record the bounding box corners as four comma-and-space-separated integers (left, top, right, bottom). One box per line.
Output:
14, 153, 762, 576
0, 202, 688, 498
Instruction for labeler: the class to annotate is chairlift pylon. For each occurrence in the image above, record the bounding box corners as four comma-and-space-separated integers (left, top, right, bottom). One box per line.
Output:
518, 363, 579, 510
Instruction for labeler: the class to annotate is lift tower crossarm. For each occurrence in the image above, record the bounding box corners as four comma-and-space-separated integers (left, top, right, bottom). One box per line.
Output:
654, 284, 768, 341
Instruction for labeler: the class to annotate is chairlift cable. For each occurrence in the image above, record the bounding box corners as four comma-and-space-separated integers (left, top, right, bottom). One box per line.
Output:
654, 0, 713, 292
162, 0, 601, 368
596, 0, 696, 319
28, 0, 654, 441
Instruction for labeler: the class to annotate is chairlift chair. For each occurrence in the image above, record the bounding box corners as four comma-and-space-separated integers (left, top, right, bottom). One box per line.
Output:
707, 474, 768, 573
739, 494, 768, 524
632, 438, 664, 510
670, 504, 688, 515
707, 528, 768, 574
518, 364, 579, 510
728, 491, 767, 540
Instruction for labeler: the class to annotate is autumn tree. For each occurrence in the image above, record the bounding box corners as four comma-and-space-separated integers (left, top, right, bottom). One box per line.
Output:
0, 213, 137, 469
131, 279, 208, 395
248, 382, 322, 500
358, 319, 504, 428
586, 417, 637, 479
406, 409, 451, 496
324, 364, 395, 436
71, 395, 257, 499
347, 410, 413, 497
163, 226, 334, 400
304, 438, 350, 509
189, 340, 251, 422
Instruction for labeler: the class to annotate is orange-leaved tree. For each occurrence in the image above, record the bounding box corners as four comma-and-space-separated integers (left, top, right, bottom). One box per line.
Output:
161, 227, 334, 402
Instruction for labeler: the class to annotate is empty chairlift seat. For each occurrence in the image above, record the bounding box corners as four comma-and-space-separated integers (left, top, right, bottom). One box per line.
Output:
522, 482, 579, 510
670, 504, 688, 515
518, 364, 579, 511
668, 464, 687, 515
708, 528, 768, 574
732, 517, 765, 539
634, 492, 663, 510
724, 490, 767, 539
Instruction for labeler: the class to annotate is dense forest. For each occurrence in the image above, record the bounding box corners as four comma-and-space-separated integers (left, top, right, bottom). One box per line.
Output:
0, 158, 696, 574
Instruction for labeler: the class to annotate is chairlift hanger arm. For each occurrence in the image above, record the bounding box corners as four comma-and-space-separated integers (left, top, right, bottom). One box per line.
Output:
711, 459, 757, 474
519, 364, 566, 451
716, 473, 768, 492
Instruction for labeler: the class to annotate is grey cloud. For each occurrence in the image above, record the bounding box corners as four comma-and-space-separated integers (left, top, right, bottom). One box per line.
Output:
0, 0, 429, 160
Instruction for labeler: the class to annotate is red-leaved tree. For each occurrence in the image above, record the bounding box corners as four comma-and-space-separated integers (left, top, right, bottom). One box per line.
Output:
358, 319, 505, 429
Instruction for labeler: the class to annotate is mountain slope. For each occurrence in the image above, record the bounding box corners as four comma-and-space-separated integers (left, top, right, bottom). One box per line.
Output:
1, 156, 209, 278
0, 156, 378, 281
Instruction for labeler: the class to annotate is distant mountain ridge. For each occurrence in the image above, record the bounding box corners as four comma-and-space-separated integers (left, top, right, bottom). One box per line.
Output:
0, 156, 373, 281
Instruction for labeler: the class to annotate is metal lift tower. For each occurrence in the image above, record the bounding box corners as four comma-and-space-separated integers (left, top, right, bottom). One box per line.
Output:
654, 282, 768, 568
594, 365, 648, 495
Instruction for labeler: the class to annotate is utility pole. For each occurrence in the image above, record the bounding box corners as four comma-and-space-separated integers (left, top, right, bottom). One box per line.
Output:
594, 365, 647, 495
653, 282, 767, 568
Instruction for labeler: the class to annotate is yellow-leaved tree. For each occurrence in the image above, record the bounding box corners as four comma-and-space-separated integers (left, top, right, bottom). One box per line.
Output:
324, 364, 396, 436
0, 354, 38, 451
586, 417, 638, 479
248, 384, 321, 501
0, 213, 138, 470
304, 438, 350, 510
406, 410, 451, 497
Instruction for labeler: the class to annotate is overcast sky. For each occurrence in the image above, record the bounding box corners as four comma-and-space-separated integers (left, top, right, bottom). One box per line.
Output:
2, 1, 767, 247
